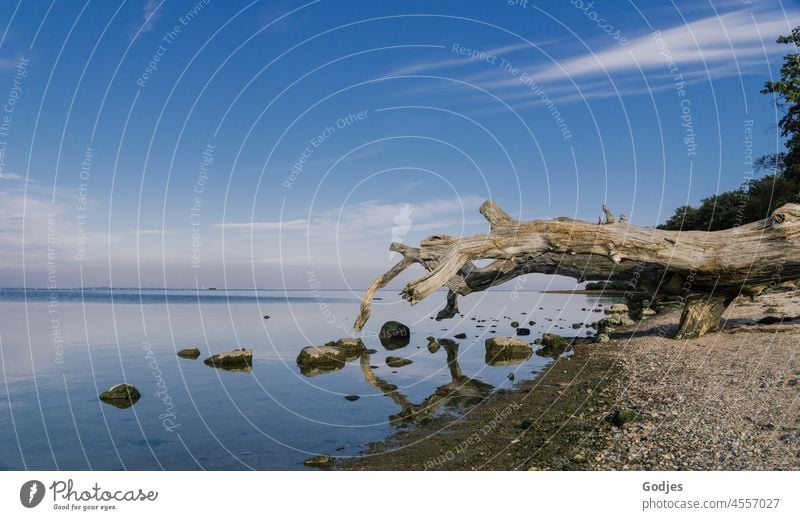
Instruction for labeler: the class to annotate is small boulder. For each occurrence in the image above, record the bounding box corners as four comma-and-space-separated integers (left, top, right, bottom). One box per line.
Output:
344, 395, 360, 401
263, 315, 271, 320
453, 332, 467, 339
325, 337, 366, 357
541, 333, 569, 349
177, 347, 200, 359
510, 321, 520, 328
303, 455, 333, 468
296, 346, 347, 376
620, 316, 635, 327
604, 303, 629, 315
99, 384, 141, 409
379, 321, 411, 350
203, 348, 253, 370
641, 308, 657, 318
536, 334, 572, 358
427, 338, 440, 353
386, 356, 413, 368
485, 337, 533, 366
595, 333, 611, 344
610, 409, 639, 427
515, 328, 531, 336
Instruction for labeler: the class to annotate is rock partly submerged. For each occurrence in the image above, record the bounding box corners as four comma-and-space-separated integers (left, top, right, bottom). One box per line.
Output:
485, 337, 532, 366
386, 356, 413, 368
203, 348, 253, 371
296, 338, 368, 376
99, 384, 141, 409
177, 347, 201, 359
535, 334, 573, 358
379, 320, 411, 350
324, 337, 366, 359
296, 346, 347, 376
303, 454, 333, 469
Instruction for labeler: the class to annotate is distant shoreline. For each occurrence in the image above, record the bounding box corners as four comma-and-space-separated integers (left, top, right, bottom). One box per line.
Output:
1, 287, 582, 293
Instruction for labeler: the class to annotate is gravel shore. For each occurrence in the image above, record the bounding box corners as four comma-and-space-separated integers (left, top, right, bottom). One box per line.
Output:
338, 290, 800, 470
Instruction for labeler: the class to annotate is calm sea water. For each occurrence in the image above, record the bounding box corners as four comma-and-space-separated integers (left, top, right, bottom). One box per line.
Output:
0, 288, 618, 470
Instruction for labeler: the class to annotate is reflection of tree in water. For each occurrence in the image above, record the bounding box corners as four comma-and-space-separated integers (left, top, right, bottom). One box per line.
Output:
360, 339, 493, 425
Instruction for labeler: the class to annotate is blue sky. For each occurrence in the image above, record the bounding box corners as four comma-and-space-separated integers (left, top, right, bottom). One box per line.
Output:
0, 0, 797, 289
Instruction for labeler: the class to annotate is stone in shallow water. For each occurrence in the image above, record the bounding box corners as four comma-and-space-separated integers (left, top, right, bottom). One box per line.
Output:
203, 348, 253, 370
515, 328, 531, 336
344, 394, 360, 401
386, 356, 413, 368
379, 321, 411, 350
324, 337, 366, 359
535, 334, 575, 358
484, 337, 532, 366
453, 333, 467, 339
303, 454, 333, 468
177, 347, 200, 359
296, 346, 346, 376
99, 384, 141, 409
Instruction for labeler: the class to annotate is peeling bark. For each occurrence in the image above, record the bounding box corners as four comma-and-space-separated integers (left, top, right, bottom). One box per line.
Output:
354, 201, 800, 339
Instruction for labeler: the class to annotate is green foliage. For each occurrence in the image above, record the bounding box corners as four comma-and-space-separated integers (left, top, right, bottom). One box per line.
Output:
660, 28, 800, 231
763, 27, 800, 182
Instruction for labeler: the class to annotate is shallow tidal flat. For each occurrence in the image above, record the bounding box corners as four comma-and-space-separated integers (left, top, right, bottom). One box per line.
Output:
339, 290, 800, 470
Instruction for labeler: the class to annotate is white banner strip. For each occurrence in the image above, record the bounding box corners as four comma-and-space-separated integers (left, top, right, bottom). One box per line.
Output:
1, 471, 798, 518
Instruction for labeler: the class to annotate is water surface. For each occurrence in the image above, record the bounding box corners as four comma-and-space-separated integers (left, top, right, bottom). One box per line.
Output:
0, 288, 618, 470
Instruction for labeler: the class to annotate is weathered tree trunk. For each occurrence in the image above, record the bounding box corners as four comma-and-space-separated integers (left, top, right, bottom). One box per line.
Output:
354, 201, 800, 339
674, 294, 735, 339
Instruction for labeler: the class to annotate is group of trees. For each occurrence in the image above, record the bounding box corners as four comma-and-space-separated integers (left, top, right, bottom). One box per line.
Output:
659, 28, 800, 231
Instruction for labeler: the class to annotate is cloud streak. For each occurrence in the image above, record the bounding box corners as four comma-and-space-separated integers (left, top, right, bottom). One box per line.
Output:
387, 5, 799, 105
214, 195, 486, 240
131, 0, 162, 40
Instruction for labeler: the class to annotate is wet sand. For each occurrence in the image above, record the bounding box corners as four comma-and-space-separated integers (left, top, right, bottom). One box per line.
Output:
339, 290, 800, 470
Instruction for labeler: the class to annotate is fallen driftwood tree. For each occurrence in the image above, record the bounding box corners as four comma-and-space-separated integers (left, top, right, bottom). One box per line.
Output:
354, 201, 800, 339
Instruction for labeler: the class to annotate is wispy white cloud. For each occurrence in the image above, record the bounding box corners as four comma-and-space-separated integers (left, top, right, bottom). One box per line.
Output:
214, 195, 486, 240
526, 7, 799, 84
385, 42, 533, 77
388, 6, 799, 106
0, 173, 28, 182
213, 218, 309, 231
132, 0, 162, 40
129, 229, 177, 236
